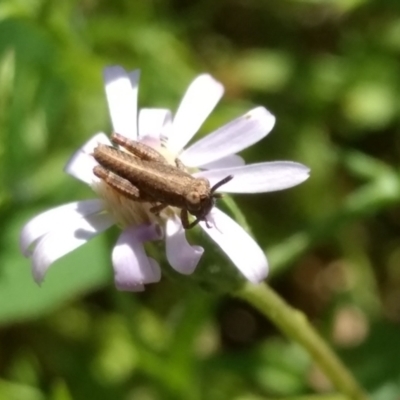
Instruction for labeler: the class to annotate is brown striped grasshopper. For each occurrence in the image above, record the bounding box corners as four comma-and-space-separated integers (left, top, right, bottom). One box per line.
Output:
92, 133, 233, 229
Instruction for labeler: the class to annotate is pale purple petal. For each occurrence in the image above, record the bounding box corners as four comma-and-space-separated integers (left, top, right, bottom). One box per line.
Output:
138, 108, 172, 142
112, 225, 162, 291
197, 154, 245, 169
20, 200, 106, 257
128, 70, 140, 91
104, 66, 139, 139
195, 162, 310, 193
31, 212, 114, 284
64, 133, 110, 184
180, 107, 275, 167
168, 74, 224, 154
165, 216, 204, 274
199, 208, 268, 283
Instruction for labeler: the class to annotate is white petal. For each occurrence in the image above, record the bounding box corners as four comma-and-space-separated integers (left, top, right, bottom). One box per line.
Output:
180, 107, 275, 167
138, 108, 172, 142
104, 66, 139, 139
196, 162, 310, 193
20, 200, 106, 257
112, 225, 162, 291
168, 74, 224, 154
165, 216, 204, 274
31, 212, 114, 284
64, 133, 111, 184
200, 208, 268, 283
197, 154, 245, 169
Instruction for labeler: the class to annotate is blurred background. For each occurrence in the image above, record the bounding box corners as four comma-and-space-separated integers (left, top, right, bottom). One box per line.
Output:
1, 1, 400, 399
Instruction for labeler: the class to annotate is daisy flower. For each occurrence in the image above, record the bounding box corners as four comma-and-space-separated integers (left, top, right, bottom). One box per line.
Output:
20, 66, 310, 291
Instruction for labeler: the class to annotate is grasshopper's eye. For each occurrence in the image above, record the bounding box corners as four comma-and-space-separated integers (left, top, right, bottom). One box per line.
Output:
187, 191, 201, 206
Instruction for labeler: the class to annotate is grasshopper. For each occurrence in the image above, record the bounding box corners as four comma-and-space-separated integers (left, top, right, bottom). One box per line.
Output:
92, 133, 233, 229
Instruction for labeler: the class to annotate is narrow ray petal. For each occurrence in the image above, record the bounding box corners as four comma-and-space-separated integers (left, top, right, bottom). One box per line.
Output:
168, 74, 224, 154
199, 208, 268, 283
196, 161, 310, 193
20, 200, 106, 257
112, 225, 162, 291
64, 133, 110, 184
165, 216, 204, 274
31, 212, 114, 284
128, 69, 140, 91
197, 154, 245, 169
138, 108, 172, 141
180, 107, 275, 167
104, 66, 139, 139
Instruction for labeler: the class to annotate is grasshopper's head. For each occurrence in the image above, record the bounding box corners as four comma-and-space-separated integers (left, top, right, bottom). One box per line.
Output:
185, 175, 234, 225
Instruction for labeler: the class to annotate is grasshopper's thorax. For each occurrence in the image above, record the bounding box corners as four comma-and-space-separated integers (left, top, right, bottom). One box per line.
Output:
91, 137, 184, 229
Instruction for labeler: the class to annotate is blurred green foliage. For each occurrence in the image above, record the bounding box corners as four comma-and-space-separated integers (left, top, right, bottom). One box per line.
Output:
1, 0, 400, 399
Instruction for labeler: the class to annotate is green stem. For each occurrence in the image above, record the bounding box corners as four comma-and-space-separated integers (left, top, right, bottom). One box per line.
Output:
235, 282, 369, 400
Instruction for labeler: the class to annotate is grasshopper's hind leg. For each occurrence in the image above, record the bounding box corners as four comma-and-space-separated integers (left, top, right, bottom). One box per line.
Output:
111, 132, 168, 164
93, 165, 153, 202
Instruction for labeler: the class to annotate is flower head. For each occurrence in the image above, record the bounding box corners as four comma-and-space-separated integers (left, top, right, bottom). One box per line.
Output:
20, 66, 310, 291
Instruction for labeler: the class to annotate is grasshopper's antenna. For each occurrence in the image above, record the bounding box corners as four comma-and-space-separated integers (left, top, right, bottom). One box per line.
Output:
211, 175, 234, 194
